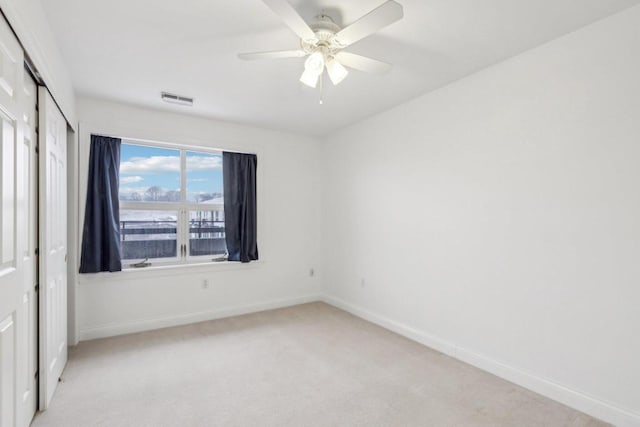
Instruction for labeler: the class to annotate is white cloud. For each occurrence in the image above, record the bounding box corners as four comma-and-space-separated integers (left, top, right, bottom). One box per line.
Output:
120, 156, 180, 174
121, 176, 144, 184
120, 155, 221, 174
188, 178, 209, 183
186, 155, 222, 171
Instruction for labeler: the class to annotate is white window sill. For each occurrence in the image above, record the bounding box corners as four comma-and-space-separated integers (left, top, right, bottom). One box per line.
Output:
77, 259, 262, 284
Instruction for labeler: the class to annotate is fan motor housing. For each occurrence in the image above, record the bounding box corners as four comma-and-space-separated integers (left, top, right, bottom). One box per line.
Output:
302, 14, 342, 53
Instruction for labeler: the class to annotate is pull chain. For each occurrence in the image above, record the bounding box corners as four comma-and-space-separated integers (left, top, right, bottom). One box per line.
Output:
319, 71, 324, 105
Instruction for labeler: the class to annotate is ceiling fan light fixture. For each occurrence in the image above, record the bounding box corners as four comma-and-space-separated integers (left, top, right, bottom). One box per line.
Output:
300, 68, 320, 88
304, 51, 325, 74
239, 0, 404, 97
326, 58, 349, 85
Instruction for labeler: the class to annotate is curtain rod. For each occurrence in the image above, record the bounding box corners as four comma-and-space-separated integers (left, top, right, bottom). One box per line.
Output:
90, 133, 258, 156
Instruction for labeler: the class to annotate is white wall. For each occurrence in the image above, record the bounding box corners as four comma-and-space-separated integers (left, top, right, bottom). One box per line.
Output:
75, 97, 322, 340
321, 6, 640, 426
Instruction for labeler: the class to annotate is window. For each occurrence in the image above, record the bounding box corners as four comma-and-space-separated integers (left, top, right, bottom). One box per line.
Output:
119, 140, 226, 267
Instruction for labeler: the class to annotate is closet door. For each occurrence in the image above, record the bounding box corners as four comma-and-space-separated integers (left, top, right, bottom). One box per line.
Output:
18, 69, 38, 427
0, 15, 27, 427
38, 87, 67, 410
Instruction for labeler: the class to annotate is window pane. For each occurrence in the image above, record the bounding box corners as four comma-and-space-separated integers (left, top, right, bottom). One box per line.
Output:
119, 143, 181, 202
188, 210, 226, 257
120, 210, 178, 260
186, 151, 223, 204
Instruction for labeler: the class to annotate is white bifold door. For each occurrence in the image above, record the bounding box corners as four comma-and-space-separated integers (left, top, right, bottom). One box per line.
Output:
38, 87, 68, 410
0, 16, 39, 427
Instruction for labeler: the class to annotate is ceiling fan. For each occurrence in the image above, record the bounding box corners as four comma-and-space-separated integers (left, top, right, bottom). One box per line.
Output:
238, 0, 404, 90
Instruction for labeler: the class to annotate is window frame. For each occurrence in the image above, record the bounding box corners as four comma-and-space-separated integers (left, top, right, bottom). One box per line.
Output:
118, 139, 226, 269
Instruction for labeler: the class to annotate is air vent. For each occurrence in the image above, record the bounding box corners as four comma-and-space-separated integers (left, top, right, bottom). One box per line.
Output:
161, 92, 194, 106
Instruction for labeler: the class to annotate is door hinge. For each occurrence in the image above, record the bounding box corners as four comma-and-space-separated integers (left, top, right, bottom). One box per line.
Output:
34, 284, 39, 292
35, 248, 39, 256
34, 370, 38, 379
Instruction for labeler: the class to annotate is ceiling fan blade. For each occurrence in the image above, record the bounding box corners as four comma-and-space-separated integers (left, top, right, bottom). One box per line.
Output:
238, 50, 307, 60
335, 52, 393, 74
334, 1, 403, 47
263, 0, 318, 43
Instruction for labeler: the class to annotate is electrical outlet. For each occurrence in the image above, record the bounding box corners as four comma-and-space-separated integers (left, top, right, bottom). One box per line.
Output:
202, 279, 209, 289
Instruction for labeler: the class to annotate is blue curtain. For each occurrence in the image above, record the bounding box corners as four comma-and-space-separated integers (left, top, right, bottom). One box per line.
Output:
79, 135, 122, 273
223, 152, 258, 262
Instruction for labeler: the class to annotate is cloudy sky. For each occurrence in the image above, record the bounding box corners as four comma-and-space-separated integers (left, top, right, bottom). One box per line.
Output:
119, 142, 223, 202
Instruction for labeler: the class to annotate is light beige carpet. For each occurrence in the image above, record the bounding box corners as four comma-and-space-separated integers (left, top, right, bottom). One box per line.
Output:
32, 302, 606, 427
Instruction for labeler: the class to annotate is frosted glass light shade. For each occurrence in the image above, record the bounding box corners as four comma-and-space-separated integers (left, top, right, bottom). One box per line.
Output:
326, 58, 348, 85
304, 51, 325, 74
300, 68, 320, 88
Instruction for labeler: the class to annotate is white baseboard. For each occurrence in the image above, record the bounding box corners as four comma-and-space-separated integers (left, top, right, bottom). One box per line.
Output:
321, 294, 640, 427
79, 294, 322, 342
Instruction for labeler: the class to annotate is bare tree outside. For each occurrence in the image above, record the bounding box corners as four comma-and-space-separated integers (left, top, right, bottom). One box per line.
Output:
145, 186, 162, 201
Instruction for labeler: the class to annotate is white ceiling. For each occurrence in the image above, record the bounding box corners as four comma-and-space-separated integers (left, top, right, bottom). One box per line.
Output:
42, 0, 639, 136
